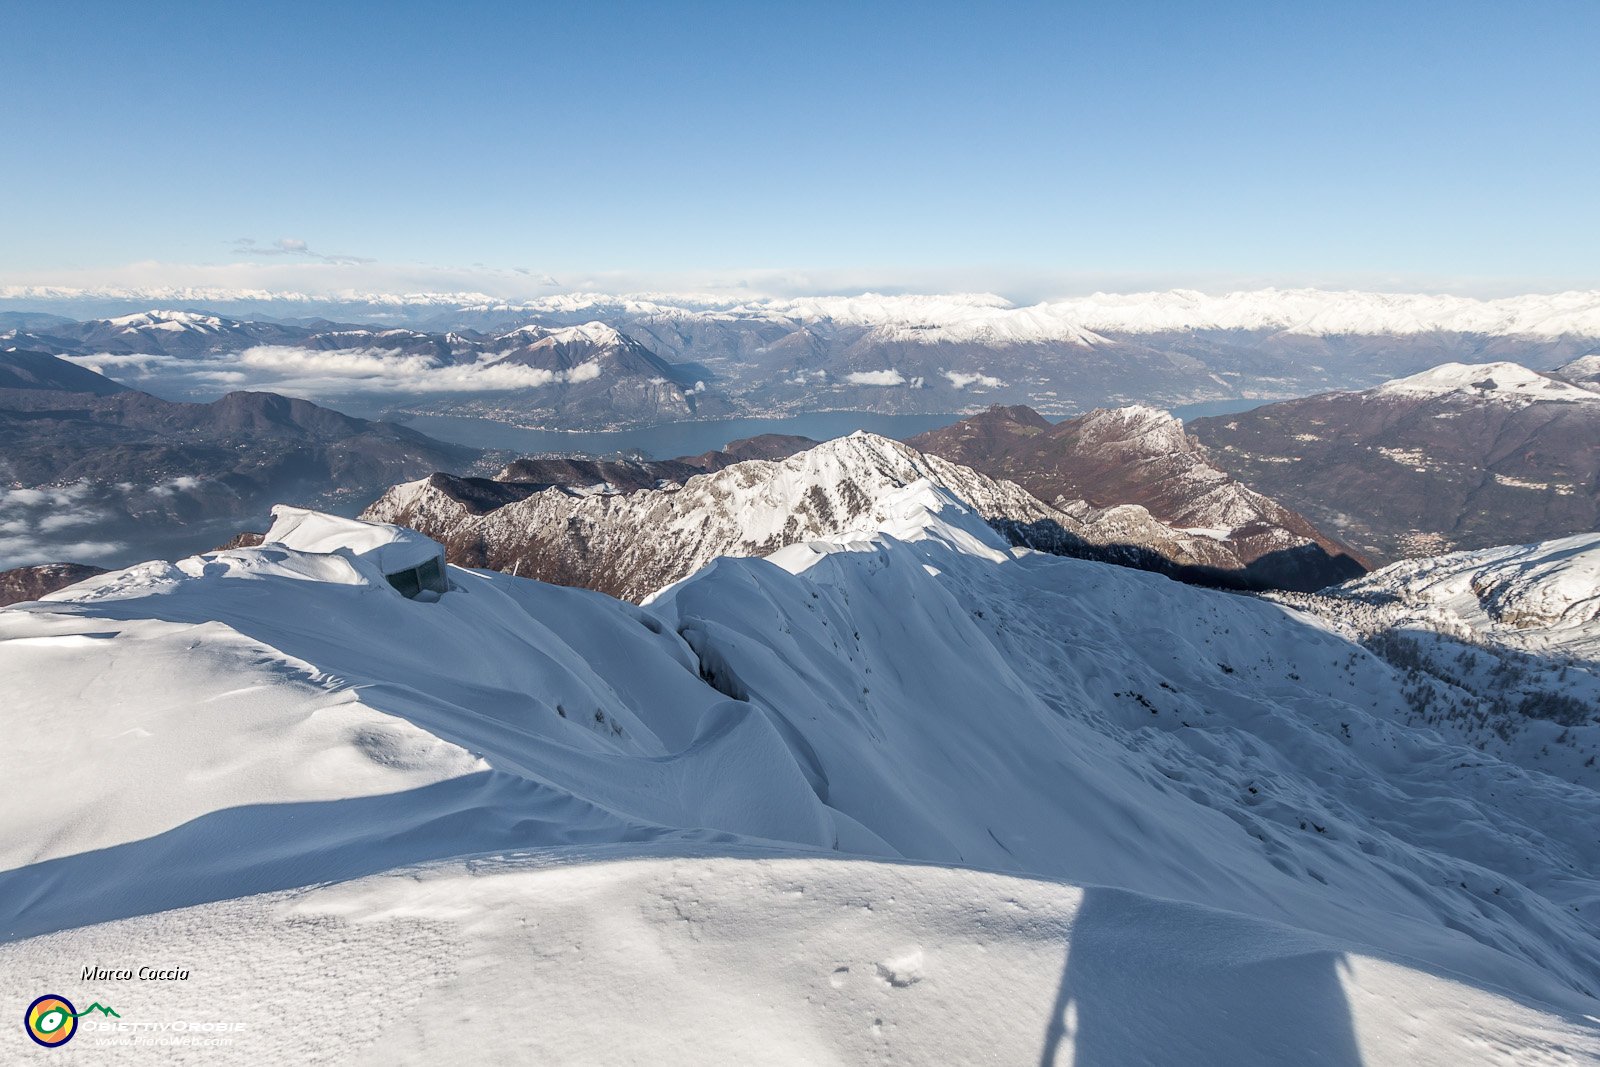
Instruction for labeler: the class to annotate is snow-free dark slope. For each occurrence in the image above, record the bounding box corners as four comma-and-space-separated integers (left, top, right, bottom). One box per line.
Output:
0, 352, 483, 568
908, 403, 1366, 590
0, 347, 130, 394
2, 483, 1597, 1062
0, 562, 107, 607
1191, 362, 1600, 564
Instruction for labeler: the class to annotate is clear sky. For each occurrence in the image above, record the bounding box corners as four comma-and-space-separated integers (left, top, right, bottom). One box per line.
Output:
2, 0, 1597, 299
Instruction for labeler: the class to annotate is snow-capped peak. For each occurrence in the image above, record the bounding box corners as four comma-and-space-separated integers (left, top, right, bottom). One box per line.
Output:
105, 309, 227, 333
1373, 361, 1597, 403
500, 321, 629, 347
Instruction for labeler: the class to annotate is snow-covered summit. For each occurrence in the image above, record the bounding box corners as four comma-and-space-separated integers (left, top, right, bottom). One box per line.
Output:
105, 309, 228, 333
364, 432, 1056, 601
498, 320, 629, 347
1374, 361, 1597, 403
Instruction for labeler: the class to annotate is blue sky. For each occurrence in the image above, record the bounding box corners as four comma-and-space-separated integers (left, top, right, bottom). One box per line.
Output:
2, 0, 1596, 298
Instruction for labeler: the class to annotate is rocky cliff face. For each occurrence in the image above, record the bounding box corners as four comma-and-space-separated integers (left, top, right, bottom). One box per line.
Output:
908, 404, 1365, 590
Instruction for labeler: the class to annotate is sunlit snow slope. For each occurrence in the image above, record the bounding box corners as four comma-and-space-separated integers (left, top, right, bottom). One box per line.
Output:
1, 481, 1598, 1063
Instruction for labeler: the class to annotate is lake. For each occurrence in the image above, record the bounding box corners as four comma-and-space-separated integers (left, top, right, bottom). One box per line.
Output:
394, 400, 1274, 457
388, 411, 967, 457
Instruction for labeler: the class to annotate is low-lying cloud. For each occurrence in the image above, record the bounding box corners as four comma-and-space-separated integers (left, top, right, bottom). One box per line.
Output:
943, 370, 1006, 390
846, 369, 906, 386
0, 483, 125, 568
62, 347, 603, 402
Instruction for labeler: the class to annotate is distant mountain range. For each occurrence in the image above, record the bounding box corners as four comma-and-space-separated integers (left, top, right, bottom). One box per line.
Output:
3, 311, 723, 428
7, 288, 1599, 429
1191, 360, 1600, 564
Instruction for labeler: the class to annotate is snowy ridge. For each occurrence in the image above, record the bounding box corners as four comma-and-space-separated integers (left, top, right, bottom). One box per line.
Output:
3, 500, 1599, 1061
1342, 533, 1600, 636
363, 430, 1341, 601
363, 433, 1072, 602
1554, 353, 1600, 391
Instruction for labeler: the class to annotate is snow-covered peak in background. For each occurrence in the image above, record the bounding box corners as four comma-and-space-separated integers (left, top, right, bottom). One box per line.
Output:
1373, 361, 1597, 403
479, 287, 1600, 341
498, 320, 630, 348
745, 293, 1111, 346
1066, 403, 1188, 449
17, 285, 1600, 340
105, 309, 228, 333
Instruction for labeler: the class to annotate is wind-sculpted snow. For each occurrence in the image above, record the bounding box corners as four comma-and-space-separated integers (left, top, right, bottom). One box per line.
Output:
2, 502, 1598, 1061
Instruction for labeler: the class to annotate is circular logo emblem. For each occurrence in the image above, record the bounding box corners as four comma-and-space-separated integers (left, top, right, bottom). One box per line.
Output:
25, 994, 77, 1048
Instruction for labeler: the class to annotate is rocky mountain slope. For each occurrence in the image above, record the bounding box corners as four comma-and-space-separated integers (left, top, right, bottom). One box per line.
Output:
366, 431, 1346, 601
3, 495, 1597, 1062
1191, 362, 1600, 564
364, 433, 1091, 601
908, 404, 1365, 590
0, 350, 482, 568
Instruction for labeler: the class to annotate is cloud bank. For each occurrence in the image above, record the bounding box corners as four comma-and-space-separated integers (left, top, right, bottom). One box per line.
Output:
62, 347, 604, 402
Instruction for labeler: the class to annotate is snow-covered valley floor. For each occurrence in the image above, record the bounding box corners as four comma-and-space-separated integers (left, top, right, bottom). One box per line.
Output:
3, 478, 1598, 1063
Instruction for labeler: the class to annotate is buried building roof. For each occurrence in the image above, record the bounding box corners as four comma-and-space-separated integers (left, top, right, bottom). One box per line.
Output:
263, 505, 449, 599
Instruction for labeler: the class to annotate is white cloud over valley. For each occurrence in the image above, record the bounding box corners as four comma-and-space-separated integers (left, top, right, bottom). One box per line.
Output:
62, 347, 603, 402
